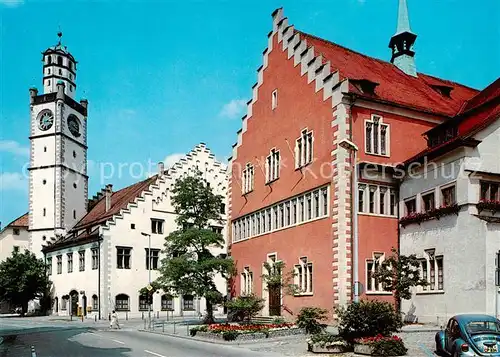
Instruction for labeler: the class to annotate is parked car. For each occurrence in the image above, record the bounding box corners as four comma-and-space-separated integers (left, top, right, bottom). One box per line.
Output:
436, 314, 500, 356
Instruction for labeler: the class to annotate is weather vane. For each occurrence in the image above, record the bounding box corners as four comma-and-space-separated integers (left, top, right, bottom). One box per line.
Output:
57, 25, 63, 46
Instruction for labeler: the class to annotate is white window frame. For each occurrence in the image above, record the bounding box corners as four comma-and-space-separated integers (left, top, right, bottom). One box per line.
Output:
404, 196, 417, 216
365, 252, 391, 294
272, 89, 278, 110
365, 114, 390, 157
295, 129, 313, 169
294, 257, 313, 295
265, 148, 280, 183
418, 249, 444, 293
440, 182, 456, 207
421, 189, 436, 212
242, 163, 254, 194
241, 266, 253, 295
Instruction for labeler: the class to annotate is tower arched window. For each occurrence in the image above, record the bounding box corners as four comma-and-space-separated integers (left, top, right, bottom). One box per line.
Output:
43, 208, 46, 216
73, 210, 76, 219
57, 56, 63, 66
47, 56, 52, 64
59, 69, 62, 75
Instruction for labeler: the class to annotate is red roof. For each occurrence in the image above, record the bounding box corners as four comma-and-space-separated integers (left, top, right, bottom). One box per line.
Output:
6, 212, 28, 228
404, 78, 500, 165
297, 31, 479, 117
72, 175, 157, 230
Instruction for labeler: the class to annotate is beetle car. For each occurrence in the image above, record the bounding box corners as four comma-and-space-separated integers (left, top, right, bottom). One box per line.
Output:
436, 314, 500, 356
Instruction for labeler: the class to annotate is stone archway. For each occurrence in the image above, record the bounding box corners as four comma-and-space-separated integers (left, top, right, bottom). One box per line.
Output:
69, 290, 78, 316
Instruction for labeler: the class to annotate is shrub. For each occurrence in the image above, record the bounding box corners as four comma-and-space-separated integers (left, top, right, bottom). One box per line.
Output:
222, 331, 239, 341
272, 317, 286, 324
335, 300, 402, 340
296, 307, 329, 334
225, 294, 265, 323
189, 325, 208, 336
356, 335, 407, 356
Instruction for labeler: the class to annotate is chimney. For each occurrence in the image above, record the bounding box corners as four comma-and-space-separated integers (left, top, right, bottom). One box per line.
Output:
29, 87, 38, 105
105, 184, 113, 212
158, 161, 165, 175
80, 99, 88, 109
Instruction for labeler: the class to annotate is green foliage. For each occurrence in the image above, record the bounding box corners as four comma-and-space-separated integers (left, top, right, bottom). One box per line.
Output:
272, 317, 286, 324
371, 338, 408, 356
225, 294, 265, 323
309, 333, 352, 349
189, 325, 208, 336
296, 307, 329, 334
372, 247, 428, 312
155, 170, 234, 324
0, 248, 51, 315
261, 261, 298, 296
222, 331, 239, 341
335, 300, 403, 340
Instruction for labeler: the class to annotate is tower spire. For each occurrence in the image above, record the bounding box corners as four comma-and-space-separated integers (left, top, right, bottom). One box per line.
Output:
389, 0, 417, 77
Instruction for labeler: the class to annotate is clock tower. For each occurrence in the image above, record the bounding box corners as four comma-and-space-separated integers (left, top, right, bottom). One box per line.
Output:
28, 33, 88, 258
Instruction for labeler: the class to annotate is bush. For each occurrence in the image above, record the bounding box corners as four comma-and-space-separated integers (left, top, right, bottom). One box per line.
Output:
225, 294, 265, 323
272, 317, 286, 324
336, 300, 402, 340
222, 331, 239, 341
356, 335, 407, 356
296, 307, 329, 334
189, 325, 208, 336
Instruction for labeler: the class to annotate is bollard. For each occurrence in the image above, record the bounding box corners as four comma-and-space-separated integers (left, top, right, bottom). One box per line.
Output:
95, 315, 97, 322
157, 311, 159, 319
126, 312, 128, 321
31, 345, 37, 357
173, 321, 176, 334
142, 312, 144, 320
162, 322, 164, 333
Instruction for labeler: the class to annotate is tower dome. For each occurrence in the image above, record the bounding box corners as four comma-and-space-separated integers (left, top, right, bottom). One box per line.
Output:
42, 32, 78, 98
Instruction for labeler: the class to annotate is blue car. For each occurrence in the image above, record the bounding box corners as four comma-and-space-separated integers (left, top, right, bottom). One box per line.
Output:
436, 314, 500, 356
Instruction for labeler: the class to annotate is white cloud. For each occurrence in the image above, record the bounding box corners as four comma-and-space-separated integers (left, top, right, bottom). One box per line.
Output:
0, 172, 27, 191
0, 0, 24, 7
0, 140, 29, 157
219, 99, 247, 119
164, 153, 185, 168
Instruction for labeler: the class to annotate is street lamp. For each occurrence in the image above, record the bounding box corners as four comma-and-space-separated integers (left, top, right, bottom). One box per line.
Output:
141, 232, 152, 328
338, 138, 360, 303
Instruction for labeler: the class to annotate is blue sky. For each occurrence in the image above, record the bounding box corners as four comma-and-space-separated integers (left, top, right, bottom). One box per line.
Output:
0, 0, 498, 227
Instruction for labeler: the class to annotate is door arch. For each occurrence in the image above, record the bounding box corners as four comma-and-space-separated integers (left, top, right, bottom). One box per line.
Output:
69, 290, 78, 316
54, 297, 59, 313
82, 295, 87, 316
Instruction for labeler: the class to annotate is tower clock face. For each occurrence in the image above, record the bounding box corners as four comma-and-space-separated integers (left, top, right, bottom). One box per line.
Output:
67, 114, 81, 137
38, 110, 54, 131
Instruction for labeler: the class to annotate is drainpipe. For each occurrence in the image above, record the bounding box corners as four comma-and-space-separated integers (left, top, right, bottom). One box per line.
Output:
98, 234, 102, 320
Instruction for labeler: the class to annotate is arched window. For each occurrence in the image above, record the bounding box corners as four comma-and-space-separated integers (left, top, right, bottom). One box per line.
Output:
138, 294, 149, 311
57, 56, 63, 66
92, 295, 98, 311
115, 294, 129, 311
161, 294, 173, 311
53, 297, 59, 312
61, 295, 68, 310
47, 55, 52, 64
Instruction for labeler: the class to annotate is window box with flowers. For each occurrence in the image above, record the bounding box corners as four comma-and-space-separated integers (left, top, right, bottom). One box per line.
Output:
399, 203, 460, 228
477, 200, 500, 214
353, 335, 407, 356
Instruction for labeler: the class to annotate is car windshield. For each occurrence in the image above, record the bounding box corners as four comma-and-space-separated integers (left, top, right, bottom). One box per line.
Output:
466, 321, 500, 335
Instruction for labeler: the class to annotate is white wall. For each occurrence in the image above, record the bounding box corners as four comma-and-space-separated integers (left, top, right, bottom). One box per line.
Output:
0, 227, 29, 262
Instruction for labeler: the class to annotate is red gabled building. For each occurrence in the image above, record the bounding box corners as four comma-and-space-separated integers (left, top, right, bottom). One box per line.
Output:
227, 2, 481, 319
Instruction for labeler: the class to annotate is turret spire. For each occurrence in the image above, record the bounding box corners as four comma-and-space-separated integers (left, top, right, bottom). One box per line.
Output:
389, 0, 417, 77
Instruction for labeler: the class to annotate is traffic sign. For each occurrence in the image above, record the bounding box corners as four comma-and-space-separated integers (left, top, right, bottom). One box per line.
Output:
147, 284, 153, 291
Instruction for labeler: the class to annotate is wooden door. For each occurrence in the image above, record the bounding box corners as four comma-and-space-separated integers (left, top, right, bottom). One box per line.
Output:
268, 285, 281, 316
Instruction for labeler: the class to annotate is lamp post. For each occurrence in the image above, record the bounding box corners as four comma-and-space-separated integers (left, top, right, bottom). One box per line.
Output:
141, 232, 152, 328
339, 138, 360, 303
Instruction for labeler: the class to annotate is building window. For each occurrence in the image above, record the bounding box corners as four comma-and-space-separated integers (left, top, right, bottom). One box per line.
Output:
13, 228, 20, 235
294, 257, 313, 294
220, 203, 226, 214
44, 146, 47, 152
78, 250, 85, 271
183, 295, 194, 311
73, 183, 77, 189
241, 267, 253, 295
358, 185, 366, 213
67, 253, 73, 273
441, 185, 456, 206
59, 68, 62, 75
117, 247, 131, 269
369, 186, 376, 213
57, 255, 62, 274
321, 188, 328, 216
61, 297, 68, 310
242, 163, 254, 194
420, 251, 444, 292
131, 223, 135, 229
379, 187, 387, 214
73, 210, 76, 219
115, 294, 130, 311
139, 295, 149, 311
211, 226, 223, 235
365, 115, 389, 156
272, 89, 278, 109
296, 129, 313, 168
405, 198, 416, 215
57, 56, 63, 65
91, 248, 98, 270
92, 295, 98, 311
146, 248, 160, 270
43, 208, 46, 217
366, 253, 389, 292
161, 295, 174, 311
266, 149, 280, 183
47, 257, 52, 276
422, 191, 435, 212
480, 181, 499, 201
390, 190, 397, 216
151, 219, 164, 234
43, 179, 47, 185
73, 150, 76, 158
47, 80, 51, 86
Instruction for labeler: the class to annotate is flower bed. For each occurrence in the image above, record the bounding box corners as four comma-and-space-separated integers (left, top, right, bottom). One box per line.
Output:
190, 322, 302, 341
307, 333, 352, 354
354, 335, 407, 356
400, 203, 460, 227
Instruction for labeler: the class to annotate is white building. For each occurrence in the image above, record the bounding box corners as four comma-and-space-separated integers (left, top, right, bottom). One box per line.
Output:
26, 34, 229, 320
399, 78, 500, 325
0, 213, 29, 262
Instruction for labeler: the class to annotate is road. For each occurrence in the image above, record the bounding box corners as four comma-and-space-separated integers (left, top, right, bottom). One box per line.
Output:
0, 321, 285, 357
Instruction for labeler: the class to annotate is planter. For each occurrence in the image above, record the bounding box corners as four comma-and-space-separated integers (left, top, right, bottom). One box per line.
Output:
308, 342, 351, 354
354, 343, 376, 355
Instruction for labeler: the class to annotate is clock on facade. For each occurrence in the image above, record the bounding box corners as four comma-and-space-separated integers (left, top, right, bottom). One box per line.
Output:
67, 114, 81, 137
38, 110, 54, 131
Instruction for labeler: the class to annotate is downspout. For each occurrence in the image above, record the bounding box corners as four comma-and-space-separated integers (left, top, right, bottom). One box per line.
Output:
98, 234, 102, 320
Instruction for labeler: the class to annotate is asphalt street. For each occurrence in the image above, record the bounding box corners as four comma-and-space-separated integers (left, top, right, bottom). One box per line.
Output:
0, 324, 285, 357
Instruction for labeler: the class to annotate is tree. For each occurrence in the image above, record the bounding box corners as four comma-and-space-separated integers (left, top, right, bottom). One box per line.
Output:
139, 281, 163, 305
261, 260, 298, 296
156, 170, 234, 324
0, 248, 51, 315
372, 247, 428, 314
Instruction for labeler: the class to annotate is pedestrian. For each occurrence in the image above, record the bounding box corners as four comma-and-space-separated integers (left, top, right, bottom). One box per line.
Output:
110, 310, 121, 329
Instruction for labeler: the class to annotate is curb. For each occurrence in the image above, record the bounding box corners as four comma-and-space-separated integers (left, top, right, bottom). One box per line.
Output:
138, 329, 229, 346
401, 328, 440, 333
